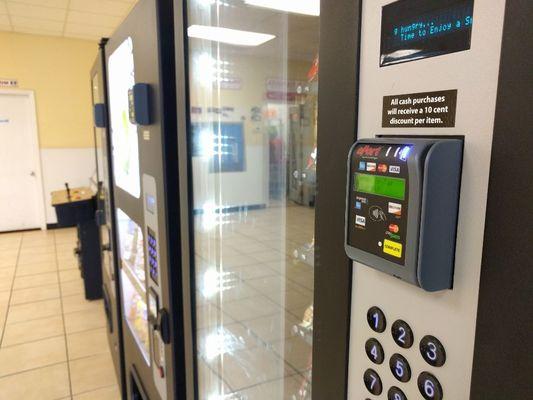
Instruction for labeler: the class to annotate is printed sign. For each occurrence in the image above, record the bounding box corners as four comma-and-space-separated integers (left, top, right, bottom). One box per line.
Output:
382, 89, 457, 128
0, 78, 18, 88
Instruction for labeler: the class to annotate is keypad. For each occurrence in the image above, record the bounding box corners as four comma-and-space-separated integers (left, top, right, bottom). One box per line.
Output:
147, 228, 159, 284
389, 353, 411, 382
363, 307, 447, 398
367, 306, 386, 333
420, 335, 446, 367
363, 368, 383, 395
418, 372, 443, 400
388, 386, 407, 400
365, 338, 384, 364
391, 319, 413, 348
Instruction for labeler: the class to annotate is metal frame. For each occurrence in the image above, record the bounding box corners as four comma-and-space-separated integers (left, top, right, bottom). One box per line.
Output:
91, 37, 127, 398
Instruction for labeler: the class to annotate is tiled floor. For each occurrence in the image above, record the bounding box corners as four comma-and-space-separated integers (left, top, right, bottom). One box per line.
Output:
0, 228, 120, 400
192, 203, 314, 399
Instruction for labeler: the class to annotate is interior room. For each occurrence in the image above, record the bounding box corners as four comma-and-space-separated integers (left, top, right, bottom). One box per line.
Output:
0, 1, 531, 400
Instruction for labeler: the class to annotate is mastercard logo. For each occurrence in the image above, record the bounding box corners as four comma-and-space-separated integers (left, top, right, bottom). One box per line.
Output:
388, 224, 400, 233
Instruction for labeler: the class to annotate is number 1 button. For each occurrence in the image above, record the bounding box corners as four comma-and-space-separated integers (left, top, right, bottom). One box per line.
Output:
367, 306, 386, 333
363, 368, 383, 396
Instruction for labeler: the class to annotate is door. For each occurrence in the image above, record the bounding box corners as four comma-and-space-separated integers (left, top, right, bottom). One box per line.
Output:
178, 2, 321, 398
0, 91, 43, 232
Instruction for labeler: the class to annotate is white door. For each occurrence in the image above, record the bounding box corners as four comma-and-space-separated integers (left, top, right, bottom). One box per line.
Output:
0, 91, 44, 232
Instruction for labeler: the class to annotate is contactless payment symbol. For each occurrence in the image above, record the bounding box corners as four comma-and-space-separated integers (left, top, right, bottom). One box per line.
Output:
355, 215, 366, 227
359, 161, 366, 170
369, 206, 387, 222
388, 202, 402, 216
366, 162, 377, 172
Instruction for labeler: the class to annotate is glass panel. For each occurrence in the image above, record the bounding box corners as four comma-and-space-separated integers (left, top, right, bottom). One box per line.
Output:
108, 38, 141, 198
116, 208, 149, 363
91, 73, 105, 184
186, 1, 319, 398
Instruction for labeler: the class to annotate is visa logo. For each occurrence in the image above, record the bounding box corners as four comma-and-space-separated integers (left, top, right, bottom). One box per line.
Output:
389, 165, 400, 174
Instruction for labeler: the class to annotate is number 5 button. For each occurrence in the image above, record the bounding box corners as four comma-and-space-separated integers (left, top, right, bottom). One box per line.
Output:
420, 335, 446, 367
391, 319, 413, 348
389, 353, 411, 382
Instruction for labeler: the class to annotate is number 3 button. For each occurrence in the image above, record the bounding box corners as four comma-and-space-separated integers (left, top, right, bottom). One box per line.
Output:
391, 319, 413, 348
420, 335, 446, 367
418, 372, 443, 400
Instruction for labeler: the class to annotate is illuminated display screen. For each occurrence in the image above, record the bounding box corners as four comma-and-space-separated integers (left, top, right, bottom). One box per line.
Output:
381, 0, 474, 66
355, 173, 406, 200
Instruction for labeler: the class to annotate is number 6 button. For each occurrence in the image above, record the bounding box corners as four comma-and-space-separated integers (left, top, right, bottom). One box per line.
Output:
420, 335, 446, 367
391, 319, 413, 348
418, 372, 443, 400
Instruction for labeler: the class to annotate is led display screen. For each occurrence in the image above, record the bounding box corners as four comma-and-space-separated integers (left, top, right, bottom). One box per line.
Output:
380, 0, 474, 66
355, 173, 406, 200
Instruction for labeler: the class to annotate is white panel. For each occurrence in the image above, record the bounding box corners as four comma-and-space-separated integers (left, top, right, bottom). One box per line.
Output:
347, 1, 507, 399
7, 2, 67, 21
0, 1, 7, 15
69, 0, 132, 17
40, 148, 96, 224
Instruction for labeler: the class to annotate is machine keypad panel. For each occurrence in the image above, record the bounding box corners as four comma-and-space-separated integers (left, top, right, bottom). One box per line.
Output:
147, 227, 159, 284
363, 307, 446, 399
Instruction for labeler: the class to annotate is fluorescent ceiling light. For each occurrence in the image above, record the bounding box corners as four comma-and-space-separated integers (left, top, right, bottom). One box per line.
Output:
245, 0, 320, 16
188, 25, 275, 46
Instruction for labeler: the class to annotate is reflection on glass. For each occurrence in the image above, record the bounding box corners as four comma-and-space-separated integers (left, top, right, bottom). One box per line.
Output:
187, 1, 319, 398
116, 208, 149, 363
108, 37, 141, 198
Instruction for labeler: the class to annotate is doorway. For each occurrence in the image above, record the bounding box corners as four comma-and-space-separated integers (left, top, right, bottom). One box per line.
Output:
0, 90, 45, 232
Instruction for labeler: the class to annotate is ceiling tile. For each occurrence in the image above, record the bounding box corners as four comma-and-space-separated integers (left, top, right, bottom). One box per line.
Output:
64, 22, 112, 37
7, 0, 69, 7
0, 1, 7, 14
7, 2, 67, 21
63, 32, 100, 41
10, 15, 63, 30
66, 10, 121, 28
0, 14, 9, 24
13, 25, 62, 36
69, 0, 132, 17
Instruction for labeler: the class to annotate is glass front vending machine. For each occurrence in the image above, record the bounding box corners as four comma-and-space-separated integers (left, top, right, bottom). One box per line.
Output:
90, 38, 126, 397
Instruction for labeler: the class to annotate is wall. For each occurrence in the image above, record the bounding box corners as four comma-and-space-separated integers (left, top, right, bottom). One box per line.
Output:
0, 31, 98, 224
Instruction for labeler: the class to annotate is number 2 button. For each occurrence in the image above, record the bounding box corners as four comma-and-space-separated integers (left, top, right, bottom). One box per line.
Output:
420, 335, 446, 367
391, 319, 413, 348
367, 306, 386, 333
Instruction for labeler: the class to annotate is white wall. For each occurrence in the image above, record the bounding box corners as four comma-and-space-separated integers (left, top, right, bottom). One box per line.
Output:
40, 148, 96, 224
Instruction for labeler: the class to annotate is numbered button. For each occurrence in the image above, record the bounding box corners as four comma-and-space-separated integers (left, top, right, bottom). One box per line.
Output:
420, 335, 446, 367
367, 306, 386, 333
389, 353, 411, 382
365, 338, 384, 364
391, 320, 413, 348
418, 372, 443, 400
363, 368, 383, 395
388, 386, 407, 400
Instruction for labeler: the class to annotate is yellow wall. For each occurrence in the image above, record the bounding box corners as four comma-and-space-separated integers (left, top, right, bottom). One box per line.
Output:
0, 31, 97, 148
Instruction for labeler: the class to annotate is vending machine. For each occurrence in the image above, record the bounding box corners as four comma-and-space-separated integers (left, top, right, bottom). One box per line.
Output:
90, 38, 126, 396
339, 0, 532, 399
105, 0, 183, 398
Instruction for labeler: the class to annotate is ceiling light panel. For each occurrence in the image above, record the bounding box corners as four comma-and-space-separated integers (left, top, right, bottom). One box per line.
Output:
188, 25, 275, 46
245, 0, 320, 16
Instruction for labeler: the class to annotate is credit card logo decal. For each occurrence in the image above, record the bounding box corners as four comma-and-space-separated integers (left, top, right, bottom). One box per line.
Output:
389, 165, 400, 174
366, 162, 377, 172
355, 215, 366, 227
359, 161, 366, 170
378, 164, 388, 173
383, 239, 402, 258
388, 202, 402, 216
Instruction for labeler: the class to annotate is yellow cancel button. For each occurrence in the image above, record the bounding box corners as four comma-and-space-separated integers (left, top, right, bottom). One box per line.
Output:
383, 239, 402, 258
